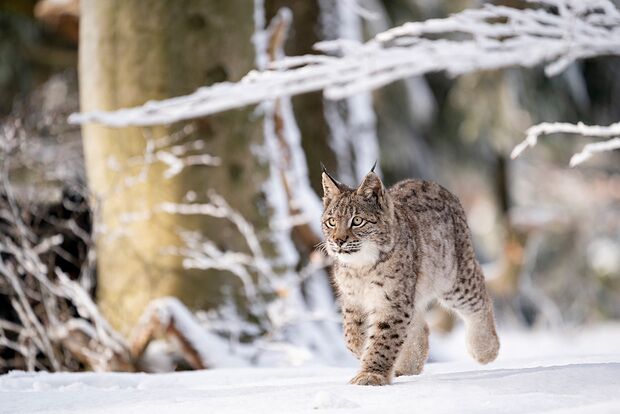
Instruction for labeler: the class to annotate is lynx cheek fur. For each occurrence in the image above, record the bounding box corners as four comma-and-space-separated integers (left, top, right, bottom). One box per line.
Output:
321, 167, 499, 386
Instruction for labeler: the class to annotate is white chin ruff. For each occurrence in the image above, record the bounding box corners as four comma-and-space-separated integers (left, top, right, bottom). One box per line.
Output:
336, 243, 380, 267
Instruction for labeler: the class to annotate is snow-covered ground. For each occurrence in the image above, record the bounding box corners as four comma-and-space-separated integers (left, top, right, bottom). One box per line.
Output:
2, 325, 620, 414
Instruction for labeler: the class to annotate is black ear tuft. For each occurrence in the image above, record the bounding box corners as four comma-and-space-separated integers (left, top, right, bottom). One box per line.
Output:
321, 163, 343, 208
320, 163, 342, 191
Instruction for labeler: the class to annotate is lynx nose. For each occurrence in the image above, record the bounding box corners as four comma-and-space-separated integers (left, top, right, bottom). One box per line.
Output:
334, 236, 348, 247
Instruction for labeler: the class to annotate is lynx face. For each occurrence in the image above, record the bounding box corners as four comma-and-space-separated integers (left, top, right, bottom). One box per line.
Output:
321, 170, 393, 267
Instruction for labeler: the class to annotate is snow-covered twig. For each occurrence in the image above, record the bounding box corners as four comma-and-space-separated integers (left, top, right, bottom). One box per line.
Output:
0, 229, 131, 371
319, 0, 379, 182
0, 125, 131, 372
69, 0, 620, 127
106, 125, 220, 195
159, 190, 276, 322
569, 137, 620, 167
160, 191, 276, 281
126, 135, 221, 179
511, 121, 620, 166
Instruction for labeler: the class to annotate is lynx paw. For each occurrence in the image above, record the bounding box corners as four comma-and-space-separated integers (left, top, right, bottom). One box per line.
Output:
349, 371, 390, 386
467, 331, 500, 364
394, 362, 424, 377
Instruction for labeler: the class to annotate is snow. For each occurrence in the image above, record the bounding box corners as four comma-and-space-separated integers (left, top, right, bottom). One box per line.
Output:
2, 355, 618, 414
3, 325, 620, 414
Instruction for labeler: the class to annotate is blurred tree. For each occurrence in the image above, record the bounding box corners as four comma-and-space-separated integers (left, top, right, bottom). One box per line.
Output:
264, 1, 336, 193
35, 0, 79, 44
79, 0, 268, 332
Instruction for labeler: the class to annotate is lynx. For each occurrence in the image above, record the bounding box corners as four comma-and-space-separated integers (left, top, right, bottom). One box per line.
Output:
320, 165, 499, 386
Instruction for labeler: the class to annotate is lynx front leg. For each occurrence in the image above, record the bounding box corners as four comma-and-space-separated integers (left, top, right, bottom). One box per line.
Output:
394, 314, 429, 376
349, 308, 412, 386
342, 305, 367, 359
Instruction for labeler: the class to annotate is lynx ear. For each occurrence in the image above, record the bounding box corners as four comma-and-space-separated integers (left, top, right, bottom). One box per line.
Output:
321, 163, 342, 207
356, 171, 385, 206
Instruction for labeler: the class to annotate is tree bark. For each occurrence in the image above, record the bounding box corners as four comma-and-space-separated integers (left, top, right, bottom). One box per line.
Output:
79, 0, 266, 332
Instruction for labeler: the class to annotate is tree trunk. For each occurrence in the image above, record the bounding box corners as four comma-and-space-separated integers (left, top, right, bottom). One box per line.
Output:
79, 0, 267, 333
265, 1, 336, 194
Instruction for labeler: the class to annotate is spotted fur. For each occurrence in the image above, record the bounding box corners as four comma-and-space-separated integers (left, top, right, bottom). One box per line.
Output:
321, 170, 499, 386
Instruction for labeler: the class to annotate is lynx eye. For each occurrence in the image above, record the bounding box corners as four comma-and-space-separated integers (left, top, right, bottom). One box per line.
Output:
351, 216, 364, 227
325, 217, 336, 228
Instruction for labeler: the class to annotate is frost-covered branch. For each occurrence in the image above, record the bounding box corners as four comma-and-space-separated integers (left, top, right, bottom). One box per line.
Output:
69, 0, 620, 127
158, 191, 276, 323
511, 121, 620, 166
0, 212, 131, 371
106, 125, 220, 194
130, 297, 247, 369
0, 123, 131, 372
254, 5, 346, 363
319, 0, 379, 182
128, 128, 221, 179
569, 138, 620, 167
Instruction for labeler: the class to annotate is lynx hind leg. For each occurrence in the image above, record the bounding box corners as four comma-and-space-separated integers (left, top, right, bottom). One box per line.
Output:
394, 315, 429, 377
442, 270, 499, 364
463, 301, 499, 364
